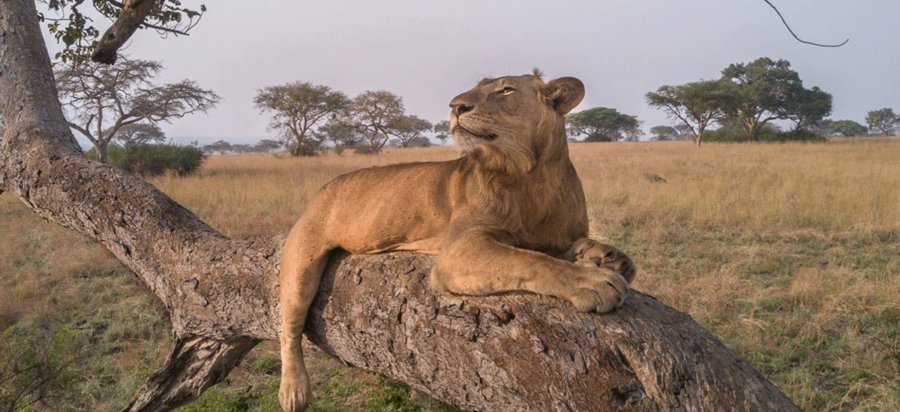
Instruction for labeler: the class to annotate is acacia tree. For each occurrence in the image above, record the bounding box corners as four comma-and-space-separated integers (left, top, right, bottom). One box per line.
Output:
865, 108, 899, 136
390, 115, 432, 147
56, 58, 219, 162
646, 79, 737, 147
253, 82, 349, 156
783, 86, 833, 130
348, 90, 405, 153
566, 107, 640, 142
433, 120, 451, 145
649, 125, 678, 141
1, 1, 807, 411
828, 120, 868, 137
720, 57, 832, 140
109, 123, 167, 147
312, 118, 360, 154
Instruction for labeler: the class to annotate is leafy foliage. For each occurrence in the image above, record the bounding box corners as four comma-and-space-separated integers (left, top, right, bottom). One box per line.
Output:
314, 119, 361, 155
349, 91, 406, 153
646, 79, 738, 146
649, 125, 679, 141
86, 144, 204, 177
566, 107, 640, 142
39, 0, 207, 64
704, 124, 825, 142
107, 123, 167, 147
828, 120, 868, 137
56, 58, 219, 162
389, 115, 432, 148
253, 82, 349, 157
433, 120, 451, 145
865, 108, 899, 136
0, 326, 79, 412
720, 57, 832, 140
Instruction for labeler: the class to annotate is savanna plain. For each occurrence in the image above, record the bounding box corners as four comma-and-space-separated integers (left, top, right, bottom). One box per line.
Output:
1, 138, 899, 412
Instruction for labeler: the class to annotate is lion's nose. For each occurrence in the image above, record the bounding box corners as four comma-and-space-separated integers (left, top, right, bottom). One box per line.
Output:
449, 98, 474, 117
450, 103, 473, 117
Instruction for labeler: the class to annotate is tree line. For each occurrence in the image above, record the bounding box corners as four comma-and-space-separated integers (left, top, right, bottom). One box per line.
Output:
253, 82, 453, 156
45, 55, 898, 163
645, 57, 897, 146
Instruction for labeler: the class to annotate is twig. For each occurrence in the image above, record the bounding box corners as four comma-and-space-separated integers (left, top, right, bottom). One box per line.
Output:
763, 0, 848, 47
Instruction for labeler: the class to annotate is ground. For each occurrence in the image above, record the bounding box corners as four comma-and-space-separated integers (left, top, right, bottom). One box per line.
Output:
1, 139, 898, 411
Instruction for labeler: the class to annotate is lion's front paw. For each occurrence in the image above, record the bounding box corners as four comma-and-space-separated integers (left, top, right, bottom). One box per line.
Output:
572, 240, 637, 284
279, 372, 312, 412
566, 270, 629, 313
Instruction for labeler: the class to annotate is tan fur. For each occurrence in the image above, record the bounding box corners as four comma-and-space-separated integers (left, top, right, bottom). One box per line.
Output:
277, 73, 637, 412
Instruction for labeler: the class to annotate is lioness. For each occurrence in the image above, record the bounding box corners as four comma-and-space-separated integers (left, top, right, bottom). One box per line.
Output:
278, 71, 636, 412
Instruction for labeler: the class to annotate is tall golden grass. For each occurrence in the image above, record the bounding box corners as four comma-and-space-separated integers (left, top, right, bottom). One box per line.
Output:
2, 138, 898, 411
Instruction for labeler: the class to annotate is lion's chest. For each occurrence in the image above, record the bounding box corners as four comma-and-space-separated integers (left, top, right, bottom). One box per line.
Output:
496, 184, 588, 254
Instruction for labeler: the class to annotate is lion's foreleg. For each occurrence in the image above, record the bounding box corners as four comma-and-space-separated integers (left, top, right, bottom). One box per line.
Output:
431, 232, 629, 313
278, 226, 332, 412
558, 239, 637, 284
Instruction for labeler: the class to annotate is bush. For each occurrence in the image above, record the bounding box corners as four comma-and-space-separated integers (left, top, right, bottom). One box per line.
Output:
86, 144, 204, 176
704, 127, 826, 143
353, 145, 379, 155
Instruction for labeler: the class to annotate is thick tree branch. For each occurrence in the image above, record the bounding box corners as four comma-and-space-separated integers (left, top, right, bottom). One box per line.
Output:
122, 336, 260, 412
92, 0, 161, 64
3, 1, 802, 411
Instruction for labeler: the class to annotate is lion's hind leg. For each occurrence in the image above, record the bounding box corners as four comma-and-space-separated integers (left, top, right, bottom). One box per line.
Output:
278, 221, 334, 412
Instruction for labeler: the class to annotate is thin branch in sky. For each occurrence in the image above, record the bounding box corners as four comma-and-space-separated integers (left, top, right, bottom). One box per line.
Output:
763, 0, 849, 47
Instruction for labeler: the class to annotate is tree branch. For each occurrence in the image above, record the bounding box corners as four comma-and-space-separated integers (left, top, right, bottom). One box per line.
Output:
762, 0, 848, 47
121, 336, 260, 412
3, 1, 803, 411
92, 0, 161, 64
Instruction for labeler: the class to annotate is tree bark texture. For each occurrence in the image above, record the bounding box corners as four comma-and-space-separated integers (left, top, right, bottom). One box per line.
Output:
1, 1, 800, 411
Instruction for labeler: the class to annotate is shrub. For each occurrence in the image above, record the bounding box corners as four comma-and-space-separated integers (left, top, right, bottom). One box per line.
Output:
704, 127, 826, 143
86, 144, 204, 176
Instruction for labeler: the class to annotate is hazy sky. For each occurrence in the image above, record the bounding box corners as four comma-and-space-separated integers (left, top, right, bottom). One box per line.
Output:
44, 1, 900, 146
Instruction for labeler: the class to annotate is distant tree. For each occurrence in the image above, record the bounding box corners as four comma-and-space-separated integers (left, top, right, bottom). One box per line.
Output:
674, 124, 694, 140
230, 144, 253, 154
808, 119, 833, 136
434, 120, 451, 145
828, 120, 868, 137
621, 120, 644, 142
202, 140, 233, 154
348, 90, 405, 153
254, 139, 283, 153
314, 119, 360, 155
865, 108, 899, 136
566, 107, 640, 142
649, 125, 679, 141
407, 136, 432, 148
646, 79, 738, 147
784, 86, 833, 131
108, 123, 166, 147
55, 58, 219, 163
720, 57, 831, 141
253, 81, 349, 157
390, 115, 432, 148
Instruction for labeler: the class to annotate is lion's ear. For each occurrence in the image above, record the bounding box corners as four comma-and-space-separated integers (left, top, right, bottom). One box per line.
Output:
542, 77, 585, 115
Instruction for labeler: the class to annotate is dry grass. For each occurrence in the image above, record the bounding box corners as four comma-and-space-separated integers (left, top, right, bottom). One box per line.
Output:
2, 138, 899, 411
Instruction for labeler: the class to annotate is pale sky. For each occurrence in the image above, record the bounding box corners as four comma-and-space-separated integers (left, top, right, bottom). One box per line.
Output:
44, 1, 900, 147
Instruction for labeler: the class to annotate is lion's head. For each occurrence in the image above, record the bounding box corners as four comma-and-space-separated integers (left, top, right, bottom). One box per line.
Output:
449, 70, 584, 172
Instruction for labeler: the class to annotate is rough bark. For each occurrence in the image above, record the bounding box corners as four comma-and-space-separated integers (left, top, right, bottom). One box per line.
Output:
1, 1, 801, 411
92, 0, 162, 64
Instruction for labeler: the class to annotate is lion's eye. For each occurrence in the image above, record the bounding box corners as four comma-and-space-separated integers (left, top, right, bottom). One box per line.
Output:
497, 87, 516, 95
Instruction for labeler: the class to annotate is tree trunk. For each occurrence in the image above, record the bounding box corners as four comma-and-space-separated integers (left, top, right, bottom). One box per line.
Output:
0, 1, 801, 411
